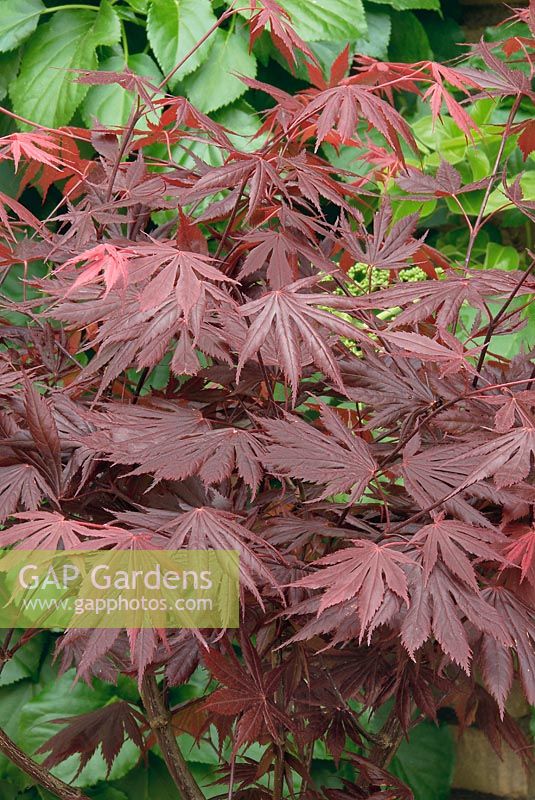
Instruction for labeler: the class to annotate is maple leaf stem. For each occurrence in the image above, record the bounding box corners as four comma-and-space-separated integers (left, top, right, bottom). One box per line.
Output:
0, 726, 90, 800
103, 98, 142, 209
273, 747, 285, 800
227, 756, 236, 800
257, 351, 280, 416
140, 673, 205, 800
157, 7, 236, 91
360, 706, 407, 786
319, 660, 381, 744
385, 494, 455, 538
463, 95, 521, 271
526, 362, 535, 392
216, 176, 248, 261
132, 366, 150, 405
472, 255, 535, 388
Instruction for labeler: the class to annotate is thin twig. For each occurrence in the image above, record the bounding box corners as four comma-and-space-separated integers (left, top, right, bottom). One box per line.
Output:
132, 366, 150, 404
472, 256, 535, 387
463, 96, 521, 270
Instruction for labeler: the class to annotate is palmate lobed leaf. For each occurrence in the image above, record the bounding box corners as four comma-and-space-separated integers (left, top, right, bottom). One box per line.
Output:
293, 541, 411, 637
37, 701, 145, 777
202, 639, 293, 753
237, 277, 367, 398
411, 515, 505, 590
262, 404, 377, 500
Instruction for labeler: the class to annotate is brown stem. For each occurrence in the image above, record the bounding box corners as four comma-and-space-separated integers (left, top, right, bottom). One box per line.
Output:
367, 711, 405, 770
472, 256, 535, 388
104, 98, 142, 205
140, 673, 205, 800
357, 708, 405, 793
215, 176, 248, 262
0, 727, 89, 800
463, 96, 521, 271
273, 746, 284, 800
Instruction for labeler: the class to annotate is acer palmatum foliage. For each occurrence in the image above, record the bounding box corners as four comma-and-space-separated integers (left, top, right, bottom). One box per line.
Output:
0, 4, 535, 797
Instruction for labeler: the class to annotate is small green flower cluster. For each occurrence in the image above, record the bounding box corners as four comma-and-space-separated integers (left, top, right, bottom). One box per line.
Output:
345, 263, 438, 295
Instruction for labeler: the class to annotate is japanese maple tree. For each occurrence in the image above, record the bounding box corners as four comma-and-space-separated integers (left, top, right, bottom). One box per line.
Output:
0, 3, 534, 799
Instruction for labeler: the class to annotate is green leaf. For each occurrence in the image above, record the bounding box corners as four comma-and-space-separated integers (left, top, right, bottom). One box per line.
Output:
422, 14, 465, 61
11, 4, 121, 127
19, 670, 140, 787
0, 632, 47, 687
125, 0, 148, 11
355, 11, 391, 58
112, 753, 181, 799
147, 0, 217, 88
390, 722, 455, 800
278, 0, 367, 41
369, 0, 440, 10
0, 679, 41, 780
388, 11, 433, 61
466, 148, 491, 181
92, 0, 122, 47
0, 49, 20, 101
86, 788, 128, 800
483, 242, 520, 271
0, 0, 44, 53
182, 26, 257, 114
0, 781, 19, 800
82, 53, 162, 127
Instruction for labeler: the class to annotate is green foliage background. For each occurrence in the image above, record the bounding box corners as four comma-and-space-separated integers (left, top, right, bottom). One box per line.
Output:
0, 0, 461, 130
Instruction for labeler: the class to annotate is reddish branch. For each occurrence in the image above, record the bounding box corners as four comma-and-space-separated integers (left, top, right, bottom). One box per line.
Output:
140, 673, 205, 800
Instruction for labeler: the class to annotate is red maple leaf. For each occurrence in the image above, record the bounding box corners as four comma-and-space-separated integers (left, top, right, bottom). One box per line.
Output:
202, 639, 293, 753
237, 276, 366, 397
293, 541, 411, 639
59, 244, 131, 297
262, 405, 376, 501
412, 515, 504, 590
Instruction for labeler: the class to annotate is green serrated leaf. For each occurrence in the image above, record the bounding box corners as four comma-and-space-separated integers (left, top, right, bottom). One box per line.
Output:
484, 242, 521, 271
0, 49, 20, 101
390, 722, 455, 800
0, 632, 47, 687
92, 0, 122, 47
82, 53, 162, 127
369, 0, 440, 10
0, 679, 41, 780
278, 0, 367, 41
388, 10, 433, 61
355, 11, 391, 58
112, 753, 181, 799
125, 0, 148, 12
0, 781, 19, 800
86, 788, 129, 800
182, 26, 256, 114
466, 148, 491, 181
0, 0, 44, 53
10, 6, 121, 127
147, 0, 217, 88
